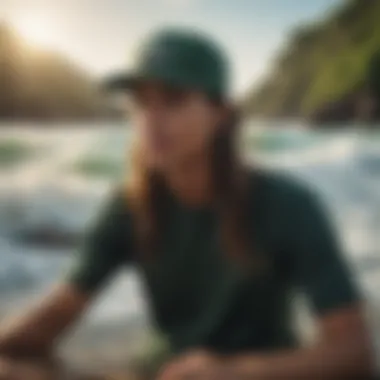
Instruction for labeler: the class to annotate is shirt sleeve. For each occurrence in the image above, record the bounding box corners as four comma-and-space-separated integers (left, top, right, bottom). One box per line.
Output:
66, 187, 135, 293
289, 188, 362, 315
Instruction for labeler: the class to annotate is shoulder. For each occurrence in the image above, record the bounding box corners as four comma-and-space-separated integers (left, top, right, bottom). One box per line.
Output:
100, 184, 130, 216
89, 184, 133, 235
247, 167, 319, 210
246, 168, 337, 256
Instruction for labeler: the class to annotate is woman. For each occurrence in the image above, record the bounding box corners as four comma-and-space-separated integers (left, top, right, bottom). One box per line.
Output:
0, 28, 374, 379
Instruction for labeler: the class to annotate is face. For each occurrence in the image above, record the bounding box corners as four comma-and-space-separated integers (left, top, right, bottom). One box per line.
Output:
128, 82, 225, 171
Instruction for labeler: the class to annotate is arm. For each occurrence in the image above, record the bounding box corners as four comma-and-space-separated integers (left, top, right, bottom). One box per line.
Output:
157, 187, 375, 380
0, 284, 90, 359
0, 188, 132, 360
222, 304, 373, 379
220, 189, 374, 379
157, 305, 373, 380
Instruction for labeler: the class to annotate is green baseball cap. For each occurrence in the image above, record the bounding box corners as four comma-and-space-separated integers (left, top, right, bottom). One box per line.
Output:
104, 28, 230, 99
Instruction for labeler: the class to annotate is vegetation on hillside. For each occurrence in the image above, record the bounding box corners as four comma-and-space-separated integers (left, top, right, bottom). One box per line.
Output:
0, 23, 118, 121
243, 0, 380, 123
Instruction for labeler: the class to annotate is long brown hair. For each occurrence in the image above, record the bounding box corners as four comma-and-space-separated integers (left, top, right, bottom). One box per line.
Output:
126, 98, 252, 264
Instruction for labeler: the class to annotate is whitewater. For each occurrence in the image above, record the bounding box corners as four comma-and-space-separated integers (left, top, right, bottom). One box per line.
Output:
0, 124, 379, 364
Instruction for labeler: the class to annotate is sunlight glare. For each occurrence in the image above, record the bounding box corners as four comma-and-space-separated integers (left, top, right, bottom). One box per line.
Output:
11, 14, 58, 49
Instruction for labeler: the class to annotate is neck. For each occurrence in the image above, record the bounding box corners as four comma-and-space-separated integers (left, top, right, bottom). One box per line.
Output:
164, 154, 212, 208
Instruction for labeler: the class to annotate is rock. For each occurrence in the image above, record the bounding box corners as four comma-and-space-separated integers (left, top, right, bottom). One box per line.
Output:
13, 223, 81, 249
309, 88, 380, 125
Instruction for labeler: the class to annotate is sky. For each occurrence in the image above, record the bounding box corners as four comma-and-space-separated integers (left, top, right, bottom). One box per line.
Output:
1, 0, 343, 95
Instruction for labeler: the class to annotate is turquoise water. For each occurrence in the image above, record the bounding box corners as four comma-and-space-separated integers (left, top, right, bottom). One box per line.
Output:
0, 123, 379, 366
0, 123, 379, 324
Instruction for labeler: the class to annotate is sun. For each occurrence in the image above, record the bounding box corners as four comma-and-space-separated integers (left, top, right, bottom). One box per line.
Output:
11, 14, 58, 49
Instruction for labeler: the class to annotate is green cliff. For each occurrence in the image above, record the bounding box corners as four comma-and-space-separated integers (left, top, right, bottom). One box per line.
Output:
243, 0, 380, 123
0, 22, 118, 121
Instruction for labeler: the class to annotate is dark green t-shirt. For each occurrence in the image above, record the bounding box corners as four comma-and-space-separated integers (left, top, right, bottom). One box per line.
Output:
68, 170, 360, 354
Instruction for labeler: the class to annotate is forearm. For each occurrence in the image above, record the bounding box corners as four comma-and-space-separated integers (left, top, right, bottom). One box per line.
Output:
0, 311, 60, 358
0, 284, 89, 358
221, 336, 373, 380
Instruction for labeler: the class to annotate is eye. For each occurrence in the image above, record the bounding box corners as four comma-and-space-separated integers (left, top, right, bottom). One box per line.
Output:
128, 89, 149, 111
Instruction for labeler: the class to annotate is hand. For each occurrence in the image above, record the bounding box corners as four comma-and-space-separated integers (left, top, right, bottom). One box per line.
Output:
0, 358, 56, 380
0, 357, 14, 380
155, 349, 223, 380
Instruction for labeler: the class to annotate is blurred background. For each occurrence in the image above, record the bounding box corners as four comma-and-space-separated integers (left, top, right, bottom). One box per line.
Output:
0, 0, 380, 375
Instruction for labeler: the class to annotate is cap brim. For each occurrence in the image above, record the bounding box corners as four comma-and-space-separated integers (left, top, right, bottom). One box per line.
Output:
102, 70, 222, 97
102, 69, 198, 93
102, 71, 141, 92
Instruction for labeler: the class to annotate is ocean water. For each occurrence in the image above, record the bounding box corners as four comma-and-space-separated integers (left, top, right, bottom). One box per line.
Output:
0, 123, 379, 353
